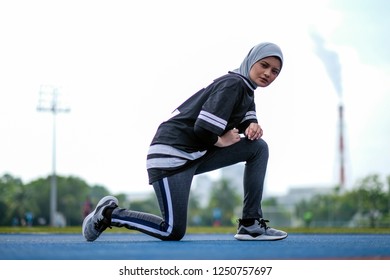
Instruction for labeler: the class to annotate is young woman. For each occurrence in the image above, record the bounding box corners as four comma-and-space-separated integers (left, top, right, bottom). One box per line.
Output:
83, 42, 288, 241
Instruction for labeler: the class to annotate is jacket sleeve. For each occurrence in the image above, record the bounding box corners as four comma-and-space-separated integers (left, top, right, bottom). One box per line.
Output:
194, 126, 219, 147
194, 79, 243, 136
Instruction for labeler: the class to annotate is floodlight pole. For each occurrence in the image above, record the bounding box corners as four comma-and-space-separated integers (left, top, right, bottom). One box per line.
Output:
37, 86, 70, 227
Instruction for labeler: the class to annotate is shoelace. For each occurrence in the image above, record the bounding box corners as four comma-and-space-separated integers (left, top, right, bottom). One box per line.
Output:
94, 218, 112, 231
258, 219, 270, 229
93, 203, 117, 232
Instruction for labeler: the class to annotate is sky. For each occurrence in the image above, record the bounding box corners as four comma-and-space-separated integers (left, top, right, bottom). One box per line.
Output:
1, 0, 389, 197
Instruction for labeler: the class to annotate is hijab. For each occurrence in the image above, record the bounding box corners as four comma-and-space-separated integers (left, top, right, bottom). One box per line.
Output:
232, 42, 283, 89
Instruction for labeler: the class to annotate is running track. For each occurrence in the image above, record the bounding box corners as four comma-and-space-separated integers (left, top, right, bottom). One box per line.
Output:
1, 233, 390, 260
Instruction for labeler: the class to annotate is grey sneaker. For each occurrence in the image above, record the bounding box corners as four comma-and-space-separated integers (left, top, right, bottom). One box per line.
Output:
234, 218, 288, 241
82, 196, 118, 242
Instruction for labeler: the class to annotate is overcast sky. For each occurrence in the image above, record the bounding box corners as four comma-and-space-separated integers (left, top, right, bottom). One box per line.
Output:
1, 0, 389, 196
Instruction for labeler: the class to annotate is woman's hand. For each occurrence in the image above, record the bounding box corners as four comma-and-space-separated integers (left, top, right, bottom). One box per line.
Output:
245, 123, 263, 140
214, 128, 241, 147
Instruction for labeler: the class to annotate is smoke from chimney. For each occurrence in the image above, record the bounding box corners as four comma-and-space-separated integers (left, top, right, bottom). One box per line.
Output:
310, 30, 343, 98
310, 30, 346, 188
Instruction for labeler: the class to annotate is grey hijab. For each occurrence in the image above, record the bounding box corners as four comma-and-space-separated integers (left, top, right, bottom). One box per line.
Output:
232, 42, 283, 88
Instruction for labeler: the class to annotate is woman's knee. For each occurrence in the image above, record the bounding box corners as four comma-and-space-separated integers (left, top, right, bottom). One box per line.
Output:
162, 226, 186, 241
255, 138, 268, 148
251, 138, 269, 157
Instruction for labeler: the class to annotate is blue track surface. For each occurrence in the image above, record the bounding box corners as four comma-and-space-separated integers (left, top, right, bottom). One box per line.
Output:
1, 233, 390, 260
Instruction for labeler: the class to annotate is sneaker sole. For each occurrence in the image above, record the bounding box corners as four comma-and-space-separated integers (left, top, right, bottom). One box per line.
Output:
234, 233, 288, 241
82, 196, 119, 240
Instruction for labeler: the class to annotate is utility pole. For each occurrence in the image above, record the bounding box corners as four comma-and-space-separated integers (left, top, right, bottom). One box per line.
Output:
37, 85, 70, 227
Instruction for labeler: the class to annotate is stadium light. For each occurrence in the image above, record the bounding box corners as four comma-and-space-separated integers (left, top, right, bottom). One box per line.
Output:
37, 85, 70, 227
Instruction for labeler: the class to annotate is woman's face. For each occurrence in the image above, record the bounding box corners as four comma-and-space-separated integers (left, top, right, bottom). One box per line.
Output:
249, 56, 281, 87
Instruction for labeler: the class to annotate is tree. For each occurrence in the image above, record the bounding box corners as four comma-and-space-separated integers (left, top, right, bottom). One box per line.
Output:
129, 193, 160, 216
294, 174, 390, 228
25, 175, 94, 226
205, 178, 241, 226
354, 174, 388, 227
0, 174, 27, 225
188, 189, 204, 226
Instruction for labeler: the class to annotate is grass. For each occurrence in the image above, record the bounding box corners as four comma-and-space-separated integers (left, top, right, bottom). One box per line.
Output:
1, 226, 390, 234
